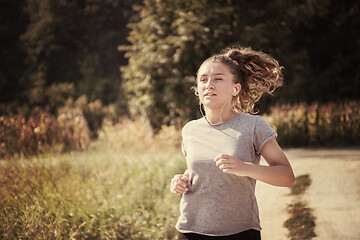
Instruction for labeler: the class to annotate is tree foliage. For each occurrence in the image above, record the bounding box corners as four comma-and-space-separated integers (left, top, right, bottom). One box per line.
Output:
0, 0, 359, 131
0, 0, 29, 104
121, 0, 242, 129
1, 0, 140, 114
121, 0, 359, 130
121, 0, 291, 129
286, 0, 360, 103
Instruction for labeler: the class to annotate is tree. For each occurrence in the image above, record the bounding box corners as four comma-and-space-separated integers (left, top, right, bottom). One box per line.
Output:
19, 0, 139, 113
120, 0, 293, 129
0, 0, 29, 107
122, 0, 360, 130
285, 0, 360, 103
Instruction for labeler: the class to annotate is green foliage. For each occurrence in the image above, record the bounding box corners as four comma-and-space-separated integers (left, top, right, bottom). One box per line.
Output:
121, 0, 292, 129
1, 0, 359, 132
45, 82, 75, 113
0, 0, 28, 103
283, 0, 360, 103
121, 0, 360, 129
73, 95, 117, 139
2, 0, 140, 112
0, 120, 185, 239
56, 106, 91, 151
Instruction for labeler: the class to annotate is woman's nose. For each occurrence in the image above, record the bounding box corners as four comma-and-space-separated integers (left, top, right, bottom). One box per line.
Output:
205, 79, 215, 89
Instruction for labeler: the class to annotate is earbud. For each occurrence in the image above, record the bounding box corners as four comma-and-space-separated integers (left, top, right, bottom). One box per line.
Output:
232, 88, 237, 94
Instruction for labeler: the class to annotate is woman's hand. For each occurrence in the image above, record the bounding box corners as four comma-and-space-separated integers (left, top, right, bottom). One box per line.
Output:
214, 154, 249, 176
214, 139, 295, 187
170, 170, 190, 195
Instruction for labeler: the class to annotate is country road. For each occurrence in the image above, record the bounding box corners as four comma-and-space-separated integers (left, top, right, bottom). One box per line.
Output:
256, 148, 360, 240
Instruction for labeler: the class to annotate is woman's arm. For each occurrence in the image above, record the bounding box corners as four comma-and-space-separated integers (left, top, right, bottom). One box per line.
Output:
249, 138, 295, 187
214, 138, 295, 187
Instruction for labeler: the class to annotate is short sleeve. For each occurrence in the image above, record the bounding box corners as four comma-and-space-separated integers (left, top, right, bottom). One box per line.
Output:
253, 116, 277, 154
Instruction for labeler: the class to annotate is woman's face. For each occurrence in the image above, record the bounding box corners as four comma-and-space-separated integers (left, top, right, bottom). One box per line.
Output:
197, 61, 238, 110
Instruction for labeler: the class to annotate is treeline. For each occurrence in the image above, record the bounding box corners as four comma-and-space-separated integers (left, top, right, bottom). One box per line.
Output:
1, 0, 359, 139
121, 0, 360, 129
1, 0, 141, 115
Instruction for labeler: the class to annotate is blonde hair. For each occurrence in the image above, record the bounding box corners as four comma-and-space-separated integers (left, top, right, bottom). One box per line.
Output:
197, 46, 284, 113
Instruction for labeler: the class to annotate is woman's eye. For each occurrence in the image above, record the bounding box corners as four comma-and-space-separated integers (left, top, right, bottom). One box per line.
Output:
215, 78, 223, 81
200, 78, 207, 82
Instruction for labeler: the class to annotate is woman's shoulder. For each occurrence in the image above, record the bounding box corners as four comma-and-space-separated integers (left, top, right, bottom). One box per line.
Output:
235, 113, 271, 130
237, 112, 261, 122
182, 118, 205, 133
239, 113, 270, 121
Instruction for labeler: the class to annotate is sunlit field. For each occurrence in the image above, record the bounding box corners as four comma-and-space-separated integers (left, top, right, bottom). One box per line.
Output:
0, 119, 185, 239
1, 102, 359, 239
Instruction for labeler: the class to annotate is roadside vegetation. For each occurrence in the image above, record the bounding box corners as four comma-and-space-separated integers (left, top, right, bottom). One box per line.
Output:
284, 174, 316, 240
0, 119, 185, 239
1, 102, 358, 239
2, 101, 359, 160
263, 101, 360, 148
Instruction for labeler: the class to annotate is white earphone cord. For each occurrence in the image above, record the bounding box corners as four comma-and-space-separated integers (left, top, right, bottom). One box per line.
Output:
219, 92, 234, 124
200, 89, 235, 125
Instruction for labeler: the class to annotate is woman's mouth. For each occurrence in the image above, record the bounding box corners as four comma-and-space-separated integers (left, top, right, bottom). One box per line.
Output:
204, 92, 216, 97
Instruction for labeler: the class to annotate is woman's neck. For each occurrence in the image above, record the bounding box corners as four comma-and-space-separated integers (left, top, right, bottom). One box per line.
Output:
204, 106, 238, 125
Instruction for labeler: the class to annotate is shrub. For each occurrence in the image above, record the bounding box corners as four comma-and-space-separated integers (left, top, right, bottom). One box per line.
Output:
57, 106, 91, 152
74, 95, 118, 138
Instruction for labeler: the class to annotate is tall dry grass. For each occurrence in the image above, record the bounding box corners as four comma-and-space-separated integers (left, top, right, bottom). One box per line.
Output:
0, 118, 185, 239
0, 107, 90, 159
263, 101, 360, 147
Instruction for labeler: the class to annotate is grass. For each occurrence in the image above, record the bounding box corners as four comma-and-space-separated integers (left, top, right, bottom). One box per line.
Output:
0, 119, 186, 239
291, 174, 311, 195
1, 117, 321, 239
284, 203, 316, 240
284, 174, 316, 240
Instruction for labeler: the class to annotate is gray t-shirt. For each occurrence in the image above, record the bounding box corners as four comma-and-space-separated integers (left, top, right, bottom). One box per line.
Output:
176, 113, 277, 236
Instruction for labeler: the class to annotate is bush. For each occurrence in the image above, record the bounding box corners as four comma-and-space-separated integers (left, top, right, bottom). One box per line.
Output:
57, 106, 91, 152
45, 82, 75, 113
74, 95, 119, 138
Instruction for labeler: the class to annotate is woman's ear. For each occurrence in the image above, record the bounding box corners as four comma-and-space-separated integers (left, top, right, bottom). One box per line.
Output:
233, 83, 241, 96
191, 85, 199, 96
194, 89, 199, 96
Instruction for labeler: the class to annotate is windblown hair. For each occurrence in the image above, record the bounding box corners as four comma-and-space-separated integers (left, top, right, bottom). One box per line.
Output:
198, 46, 284, 114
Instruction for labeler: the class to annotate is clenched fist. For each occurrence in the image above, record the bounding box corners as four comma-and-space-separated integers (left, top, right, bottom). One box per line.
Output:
170, 169, 190, 195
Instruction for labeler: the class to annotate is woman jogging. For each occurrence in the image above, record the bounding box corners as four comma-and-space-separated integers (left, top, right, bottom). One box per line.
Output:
170, 46, 295, 240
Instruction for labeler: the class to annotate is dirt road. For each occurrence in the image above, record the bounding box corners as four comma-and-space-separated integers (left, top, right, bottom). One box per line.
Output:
256, 148, 360, 240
